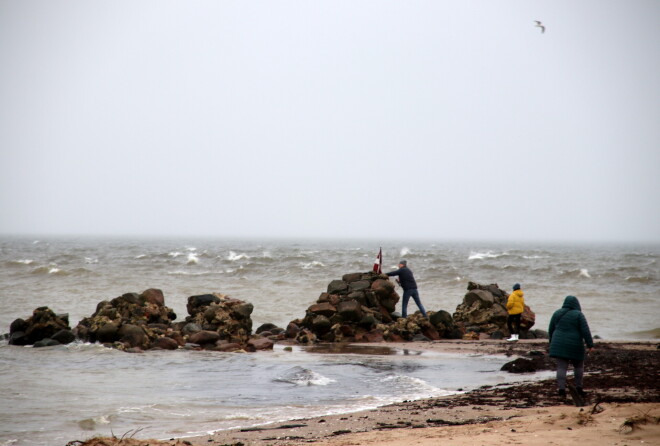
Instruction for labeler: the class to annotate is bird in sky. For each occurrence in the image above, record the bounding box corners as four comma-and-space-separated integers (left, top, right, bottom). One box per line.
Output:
535, 20, 546, 33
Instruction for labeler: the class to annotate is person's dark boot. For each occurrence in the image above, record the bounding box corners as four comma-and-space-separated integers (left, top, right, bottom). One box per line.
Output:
576, 387, 586, 397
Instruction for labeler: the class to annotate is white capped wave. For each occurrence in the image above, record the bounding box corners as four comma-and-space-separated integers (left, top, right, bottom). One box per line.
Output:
7, 259, 34, 266
169, 251, 184, 258
301, 261, 325, 269
118, 405, 154, 414
167, 270, 219, 276
78, 414, 113, 430
187, 253, 199, 265
468, 251, 501, 260
135, 254, 147, 259
31, 265, 67, 275
381, 374, 451, 395
222, 412, 259, 421
382, 374, 434, 388
400, 247, 411, 257
94, 415, 112, 424
228, 251, 250, 261
84, 257, 98, 264
579, 269, 591, 278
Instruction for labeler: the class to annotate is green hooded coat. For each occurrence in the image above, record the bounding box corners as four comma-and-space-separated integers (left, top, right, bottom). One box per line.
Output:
548, 296, 594, 361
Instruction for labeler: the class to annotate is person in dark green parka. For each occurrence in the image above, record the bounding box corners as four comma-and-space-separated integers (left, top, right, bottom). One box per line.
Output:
549, 295, 594, 397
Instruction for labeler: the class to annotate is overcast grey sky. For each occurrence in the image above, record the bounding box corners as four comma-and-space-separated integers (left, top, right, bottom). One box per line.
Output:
1, 1, 658, 242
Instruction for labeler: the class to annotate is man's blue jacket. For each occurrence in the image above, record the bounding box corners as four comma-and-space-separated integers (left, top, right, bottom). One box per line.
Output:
386, 267, 417, 291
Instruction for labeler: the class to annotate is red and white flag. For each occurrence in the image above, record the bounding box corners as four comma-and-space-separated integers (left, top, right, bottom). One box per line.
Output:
373, 247, 382, 274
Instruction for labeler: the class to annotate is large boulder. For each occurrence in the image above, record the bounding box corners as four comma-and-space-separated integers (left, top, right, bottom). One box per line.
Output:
118, 324, 148, 349
371, 279, 398, 313
188, 330, 221, 345
247, 337, 274, 351
186, 294, 221, 316
51, 329, 76, 345
337, 300, 363, 322
520, 305, 537, 334
308, 302, 337, 318
152, 336, 179, 350
142, 288, 165, 306
429, 310, 462, 339
96, 322, 120, 343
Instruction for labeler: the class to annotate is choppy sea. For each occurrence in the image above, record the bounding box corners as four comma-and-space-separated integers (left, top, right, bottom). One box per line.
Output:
1, 237, 658, 445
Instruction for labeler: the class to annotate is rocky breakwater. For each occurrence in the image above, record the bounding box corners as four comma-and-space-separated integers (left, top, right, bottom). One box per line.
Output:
453, 281, 541, 339
285, 271, 462, 344
8, 306, 75, 347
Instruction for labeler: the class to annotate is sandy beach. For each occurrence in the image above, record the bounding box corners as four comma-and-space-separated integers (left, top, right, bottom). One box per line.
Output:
68, 339, 659, 446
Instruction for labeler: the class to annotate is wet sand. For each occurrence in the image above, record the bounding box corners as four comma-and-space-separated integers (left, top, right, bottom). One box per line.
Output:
70, 339, 660, 446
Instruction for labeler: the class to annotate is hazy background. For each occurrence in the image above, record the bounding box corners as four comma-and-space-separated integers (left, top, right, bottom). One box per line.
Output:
1, 1, 658, 243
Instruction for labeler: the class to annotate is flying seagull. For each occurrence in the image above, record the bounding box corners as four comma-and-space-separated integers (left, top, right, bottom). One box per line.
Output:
535, 20, 545, 33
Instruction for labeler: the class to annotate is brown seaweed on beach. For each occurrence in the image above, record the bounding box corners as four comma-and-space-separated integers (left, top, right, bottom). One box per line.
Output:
65, 428, 176, 446
66, 438, 186, 446
618, 409, 660, 434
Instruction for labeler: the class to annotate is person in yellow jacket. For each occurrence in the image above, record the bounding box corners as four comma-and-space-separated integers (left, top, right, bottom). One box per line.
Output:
506, 283, 525, 341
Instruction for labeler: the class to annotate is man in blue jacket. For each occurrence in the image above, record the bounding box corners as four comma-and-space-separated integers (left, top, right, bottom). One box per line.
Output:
386, 260, 427, 318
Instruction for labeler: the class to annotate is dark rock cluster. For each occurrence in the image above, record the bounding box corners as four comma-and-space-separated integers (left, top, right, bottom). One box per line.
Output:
453, 281, 540, 339
74, 289, 178, 350
181, 293, 273, 352
7, 289, 274, 352
8, 306, 74, 347
283, 271, 462, 343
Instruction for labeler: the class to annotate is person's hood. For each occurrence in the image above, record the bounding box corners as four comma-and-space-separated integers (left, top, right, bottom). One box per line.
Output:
562, 295, 581, 311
